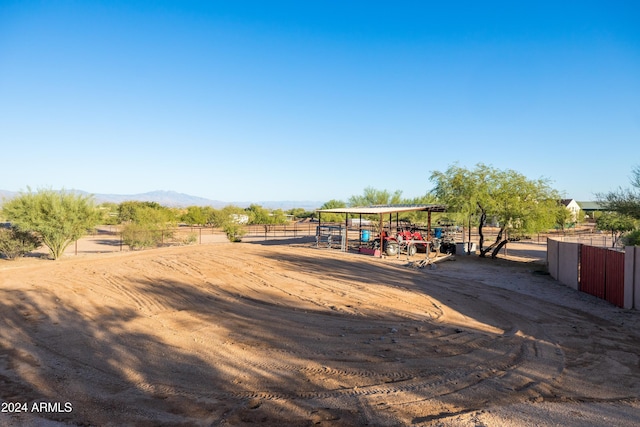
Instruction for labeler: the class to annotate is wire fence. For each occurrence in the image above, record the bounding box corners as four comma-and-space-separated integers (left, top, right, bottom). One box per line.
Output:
241, 223, 318, 240
30, 221, 618, 258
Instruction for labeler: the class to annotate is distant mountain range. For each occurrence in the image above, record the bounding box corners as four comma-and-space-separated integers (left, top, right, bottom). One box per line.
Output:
0, 189, 323, 211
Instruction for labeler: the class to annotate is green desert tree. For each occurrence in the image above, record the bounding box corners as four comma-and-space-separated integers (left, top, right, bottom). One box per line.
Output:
181, 205, 214, 226
598, 165, 640, 220
348, 187, 403, 207
2, 189, 99, 260
401, 193, 441, 225
317, 199, 347, 223
596, 165, 640, 247
244, 204, 288, 225
348, 187, 411, 224
98, 202, 120, 225
431, 164, 560, 258
287, 208, 314, 220
120, 204, 177, 249
431, 164, 493, 253
117, 201, 177, 224
596, 212, 637, 248
555, 202, 574, 232
213, 205, 247, 242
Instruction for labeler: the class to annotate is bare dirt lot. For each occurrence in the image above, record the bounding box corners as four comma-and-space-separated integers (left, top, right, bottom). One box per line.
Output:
1, 240, 639, 426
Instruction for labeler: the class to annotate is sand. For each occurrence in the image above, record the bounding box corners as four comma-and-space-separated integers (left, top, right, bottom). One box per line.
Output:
1, 239, 639, 426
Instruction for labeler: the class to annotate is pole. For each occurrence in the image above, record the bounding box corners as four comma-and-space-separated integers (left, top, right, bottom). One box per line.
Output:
345, 214, 348, 252
379, 213, 383, 258
468, 216, 472, 255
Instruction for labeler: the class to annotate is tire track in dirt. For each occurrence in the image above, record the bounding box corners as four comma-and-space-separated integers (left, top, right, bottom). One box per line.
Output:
3, 244, 639, 426
148, 247, 565, 408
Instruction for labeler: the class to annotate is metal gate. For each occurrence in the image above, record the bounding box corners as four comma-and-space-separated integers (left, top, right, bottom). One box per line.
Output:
579, 245, 626, 307
605, 249, 625, 307
580, 245, 606, 299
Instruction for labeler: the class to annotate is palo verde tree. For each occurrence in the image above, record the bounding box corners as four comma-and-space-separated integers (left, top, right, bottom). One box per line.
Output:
2, 189, 99, 260
348, 187, 403, 207
431, 164, 560, 258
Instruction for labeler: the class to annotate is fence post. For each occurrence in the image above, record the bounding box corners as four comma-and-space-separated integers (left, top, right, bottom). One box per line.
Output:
624, 246, 635, 309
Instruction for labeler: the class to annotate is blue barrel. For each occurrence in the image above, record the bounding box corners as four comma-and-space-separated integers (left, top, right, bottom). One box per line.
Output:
434, 227, 442, 238
361, 229, 370, 242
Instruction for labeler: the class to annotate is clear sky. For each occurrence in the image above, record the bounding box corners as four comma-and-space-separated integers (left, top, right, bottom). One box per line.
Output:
1, 1, 639, 204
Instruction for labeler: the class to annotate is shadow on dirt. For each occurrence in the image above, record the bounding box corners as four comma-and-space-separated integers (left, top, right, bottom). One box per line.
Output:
2, 244, 639, 426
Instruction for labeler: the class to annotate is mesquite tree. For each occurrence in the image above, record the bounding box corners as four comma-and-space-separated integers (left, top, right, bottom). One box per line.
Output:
430, 164, 561, 258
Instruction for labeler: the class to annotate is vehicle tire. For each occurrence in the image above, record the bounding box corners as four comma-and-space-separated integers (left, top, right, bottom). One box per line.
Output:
407, 244, 417, 256
385, 241, 399, 256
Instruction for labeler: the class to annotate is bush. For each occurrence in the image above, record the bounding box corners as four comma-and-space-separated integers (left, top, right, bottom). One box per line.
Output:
121, 223, 173, 250
182, 232, 198, 245
0, 227, 42, 260
223, 223, 245, 242
621, 229, 640, 247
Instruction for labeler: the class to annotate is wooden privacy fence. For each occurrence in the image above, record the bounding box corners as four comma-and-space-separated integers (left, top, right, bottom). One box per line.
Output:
548, 239, 640, 309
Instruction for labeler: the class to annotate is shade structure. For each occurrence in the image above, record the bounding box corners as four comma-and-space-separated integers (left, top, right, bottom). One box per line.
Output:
316, 204, 446, 215
315, 204, 447, 257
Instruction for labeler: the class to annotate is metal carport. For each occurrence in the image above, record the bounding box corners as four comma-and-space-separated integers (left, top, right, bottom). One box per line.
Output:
315, 204, 447, 257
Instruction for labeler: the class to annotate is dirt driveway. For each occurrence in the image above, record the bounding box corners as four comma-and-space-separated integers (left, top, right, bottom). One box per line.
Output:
1, 241, 639, 426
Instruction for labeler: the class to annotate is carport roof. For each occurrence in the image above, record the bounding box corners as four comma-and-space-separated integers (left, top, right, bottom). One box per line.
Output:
316, 204, 446, 215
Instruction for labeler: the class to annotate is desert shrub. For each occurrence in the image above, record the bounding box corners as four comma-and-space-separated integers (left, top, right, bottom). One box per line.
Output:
223, 223, 245, 242
182, 232, 198, 245
121, 223, 173, 249
0, 227, 42, 260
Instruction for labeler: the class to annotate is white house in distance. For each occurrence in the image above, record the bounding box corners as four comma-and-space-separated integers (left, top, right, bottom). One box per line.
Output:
561, 199, 581, 221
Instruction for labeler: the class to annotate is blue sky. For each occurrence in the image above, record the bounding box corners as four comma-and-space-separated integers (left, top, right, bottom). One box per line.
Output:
1, 1, 638, 204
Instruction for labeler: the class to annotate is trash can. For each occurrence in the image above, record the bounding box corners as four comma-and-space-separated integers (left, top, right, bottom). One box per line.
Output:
361, 229, 370, 242
434, 227, 442, 238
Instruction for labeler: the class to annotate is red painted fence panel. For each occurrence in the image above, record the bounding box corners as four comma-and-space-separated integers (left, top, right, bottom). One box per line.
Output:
579, 245, 606, 299
605, 249, 625, 308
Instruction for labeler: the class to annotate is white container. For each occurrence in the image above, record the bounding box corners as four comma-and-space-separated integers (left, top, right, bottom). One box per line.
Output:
456, 242, 477, 254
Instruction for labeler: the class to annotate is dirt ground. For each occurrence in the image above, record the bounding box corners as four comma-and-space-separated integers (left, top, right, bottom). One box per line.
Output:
1, 238, 639, 426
